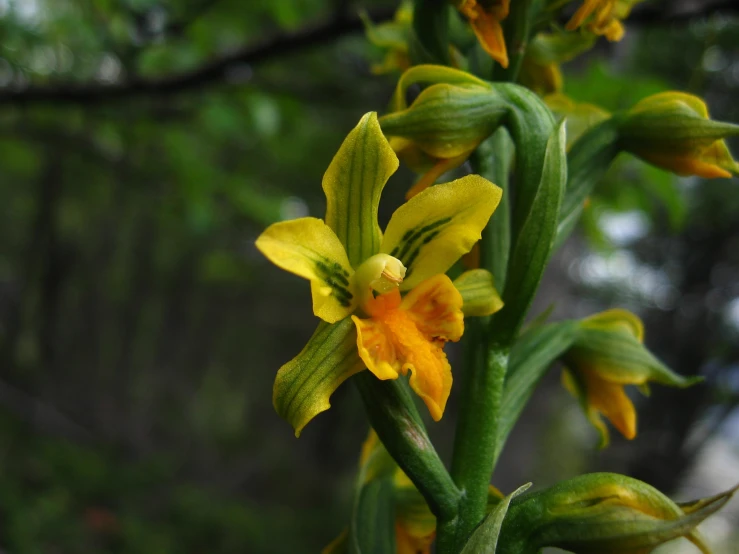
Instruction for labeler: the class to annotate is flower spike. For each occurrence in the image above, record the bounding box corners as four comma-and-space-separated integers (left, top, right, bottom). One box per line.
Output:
256, 112, 502, 433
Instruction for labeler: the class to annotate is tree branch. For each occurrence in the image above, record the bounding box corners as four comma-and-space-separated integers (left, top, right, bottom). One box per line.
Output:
0, 7, 394, 106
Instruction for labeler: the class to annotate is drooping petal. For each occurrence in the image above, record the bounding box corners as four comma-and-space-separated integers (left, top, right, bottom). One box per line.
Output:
352, 315, 402, 381
562, 367, 636, 447
458, 0, 510, 67
256, 217, 356, 323
380, 175, 502, 289
400, 274, 464, 342
323, 112, 399, 267
453, 269, 504, 317
273, 319, 366, 436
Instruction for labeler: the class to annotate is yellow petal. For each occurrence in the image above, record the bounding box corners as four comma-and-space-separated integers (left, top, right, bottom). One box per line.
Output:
381, 175, 502, 289
453, 269, 504, 317
400, 274, 464, 342
638, 151, 733, 179
322, 112, 399, 267
460, 0, 510, 67
583, 370, 637, 440
352, 314, 402, 381
256, 217, 355, 323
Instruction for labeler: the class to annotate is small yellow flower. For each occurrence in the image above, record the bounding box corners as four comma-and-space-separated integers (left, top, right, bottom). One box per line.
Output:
455, 0, 511, 67
256, 112, 503, 434
561, 309, 701, 447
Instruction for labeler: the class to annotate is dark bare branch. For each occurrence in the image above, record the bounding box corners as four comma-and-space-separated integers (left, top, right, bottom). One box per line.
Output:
0, 7, 394, 106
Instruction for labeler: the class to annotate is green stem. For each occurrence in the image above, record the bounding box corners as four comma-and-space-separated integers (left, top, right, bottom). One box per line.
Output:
450, 335, 510, 546
354, 374, 461, 527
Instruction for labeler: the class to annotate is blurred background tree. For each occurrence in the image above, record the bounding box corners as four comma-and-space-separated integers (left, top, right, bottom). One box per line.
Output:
0, 1, 737, 552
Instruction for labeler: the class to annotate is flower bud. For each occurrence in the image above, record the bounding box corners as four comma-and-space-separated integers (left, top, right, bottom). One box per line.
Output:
498, 473, 737, 554
379, 65, 506, 197
617, 92, 739, 178
561, 309, 701, 447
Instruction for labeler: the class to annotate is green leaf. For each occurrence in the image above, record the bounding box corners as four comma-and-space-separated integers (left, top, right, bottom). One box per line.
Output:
490, 118, 566, 341
323, 112, 399, 268
459, 483, 532, 554
555, 119, 620, 248
494, 321, 580, 462
272, 319, 365, 436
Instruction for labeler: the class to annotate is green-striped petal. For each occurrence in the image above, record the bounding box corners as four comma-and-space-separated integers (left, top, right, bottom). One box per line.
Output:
273, 318, 365, 436
323, 112, 399, 268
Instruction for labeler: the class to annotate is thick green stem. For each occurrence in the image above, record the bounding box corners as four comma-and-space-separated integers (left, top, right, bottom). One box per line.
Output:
354, 374, 461, 527
450, 336, 510, 546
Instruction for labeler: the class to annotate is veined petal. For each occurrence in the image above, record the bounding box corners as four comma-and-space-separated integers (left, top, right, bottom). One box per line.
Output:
274, 319, 366, 436
381, 175, 502, 289
352, 315, 402, 381
323, 112, 399, 267
453, 269, 504, 317
256, 217, 356, 323
400, 274, 464, 342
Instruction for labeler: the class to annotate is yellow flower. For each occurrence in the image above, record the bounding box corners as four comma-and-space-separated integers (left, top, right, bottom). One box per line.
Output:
455, 0, 510, 67
256, 112, 502, 434
565, 0, 643, 41
618, 92, 739, 179
561, 309, 701, 447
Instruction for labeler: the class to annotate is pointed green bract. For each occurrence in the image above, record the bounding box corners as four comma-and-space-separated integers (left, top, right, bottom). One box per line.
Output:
453, 269, 504, 317
459, 483, 532, 554
323, 112, 399, 268
273, 318, 365, 436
